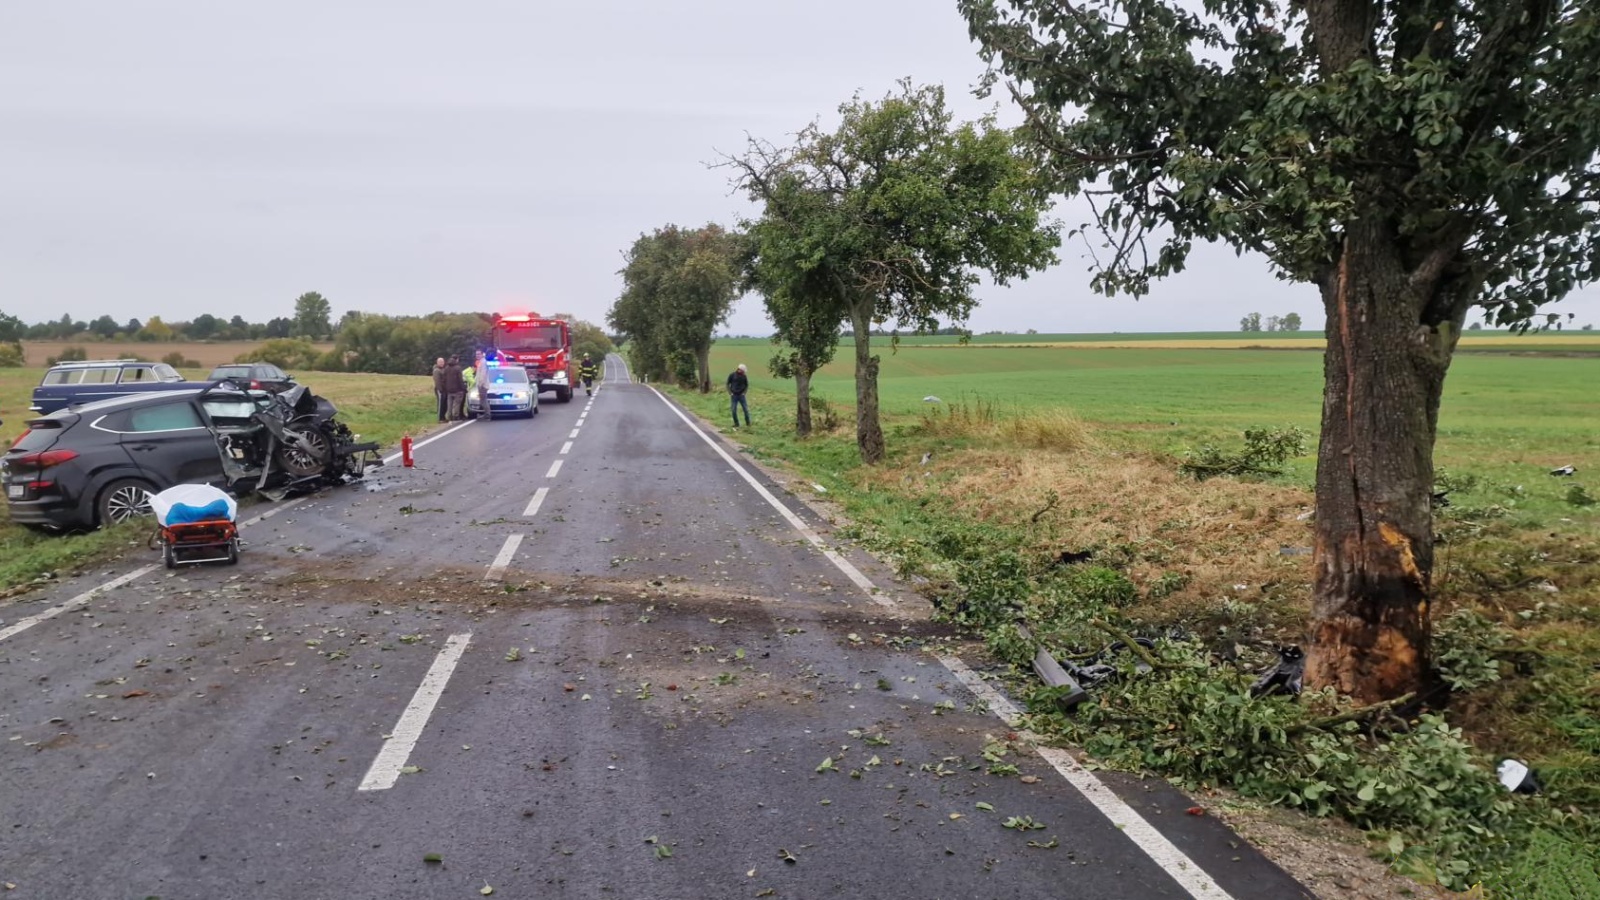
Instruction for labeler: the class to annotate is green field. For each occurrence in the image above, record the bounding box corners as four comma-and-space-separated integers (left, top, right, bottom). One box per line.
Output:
706, 339, 1600, 505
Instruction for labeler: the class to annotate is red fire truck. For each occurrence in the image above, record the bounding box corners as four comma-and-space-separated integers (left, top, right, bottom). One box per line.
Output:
489, 313, 576, 402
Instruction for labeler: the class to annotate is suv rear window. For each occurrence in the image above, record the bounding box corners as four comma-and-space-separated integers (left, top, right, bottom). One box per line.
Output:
119, 366, 157, 383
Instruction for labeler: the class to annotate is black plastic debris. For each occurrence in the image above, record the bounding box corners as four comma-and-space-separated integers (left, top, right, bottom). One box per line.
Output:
1430, 490, 1452, 509
1055, 549, 1094, 567
1550, 465, 1577, 477
1497, 758, 1542, 794
1250, 645, 1306, 698
1063, 638, 1157, 687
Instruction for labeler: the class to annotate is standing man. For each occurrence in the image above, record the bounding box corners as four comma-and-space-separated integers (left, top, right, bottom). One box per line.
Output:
473, 350, 490, 419
431, 357, 449, 422
444, 355, 467, 420
579, 353, 599, 396
727, 363, 750, 428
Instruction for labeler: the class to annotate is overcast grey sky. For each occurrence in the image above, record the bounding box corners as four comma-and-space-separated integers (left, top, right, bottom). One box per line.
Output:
3, 1, 1596, 335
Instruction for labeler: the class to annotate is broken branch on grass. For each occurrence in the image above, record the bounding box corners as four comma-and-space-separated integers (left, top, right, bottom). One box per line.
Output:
1284, 692, 1417, 737
1029, 490, 1061, 524
1087, 619, 1177, 671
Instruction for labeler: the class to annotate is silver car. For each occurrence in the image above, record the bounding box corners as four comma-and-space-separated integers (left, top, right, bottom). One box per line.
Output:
468, 364, 539, 419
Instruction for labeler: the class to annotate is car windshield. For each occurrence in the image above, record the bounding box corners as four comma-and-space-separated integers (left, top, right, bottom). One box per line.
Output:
485, 366, 529, 385
494, 324, 564, 352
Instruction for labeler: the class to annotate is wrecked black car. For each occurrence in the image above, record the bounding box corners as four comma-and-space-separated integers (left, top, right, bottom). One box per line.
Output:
2, 382, 380, 531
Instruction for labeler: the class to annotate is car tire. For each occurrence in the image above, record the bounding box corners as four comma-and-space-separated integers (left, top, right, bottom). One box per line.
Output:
556, 386, 572, 403
97, 478, 155, 528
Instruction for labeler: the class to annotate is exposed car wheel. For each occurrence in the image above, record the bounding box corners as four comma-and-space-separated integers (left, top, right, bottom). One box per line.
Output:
276, 428, 332, 477
97, 479, 155, 527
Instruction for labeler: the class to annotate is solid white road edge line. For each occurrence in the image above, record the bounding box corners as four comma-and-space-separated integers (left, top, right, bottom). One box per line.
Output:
646, 386, 885, 603
357, 633, 473, 792
523, 488, 548, 517
0, 566, 156, 643
484, 534, 522, 582
647, 384, 1233, 900
559, 441, 573, 455
546, 460, 563, 478
939, 656, 1233, 899
382, 417, 477, 465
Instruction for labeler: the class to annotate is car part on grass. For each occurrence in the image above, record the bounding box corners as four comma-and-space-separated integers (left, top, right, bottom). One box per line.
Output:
1250, 645, 1306, 698
1497, 758, 1542, 794
1016, 623, 1089, 709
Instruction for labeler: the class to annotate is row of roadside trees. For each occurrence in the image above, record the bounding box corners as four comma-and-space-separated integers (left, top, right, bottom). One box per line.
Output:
609, 80, 1059, 461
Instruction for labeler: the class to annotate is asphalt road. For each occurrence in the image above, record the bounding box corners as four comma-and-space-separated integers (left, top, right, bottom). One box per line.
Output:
0, 354, 1314, 900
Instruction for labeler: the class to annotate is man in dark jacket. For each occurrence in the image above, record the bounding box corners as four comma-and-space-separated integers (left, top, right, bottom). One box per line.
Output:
444, 355, 467, 420
726, 363, 750, 427
431, 357, 449, 422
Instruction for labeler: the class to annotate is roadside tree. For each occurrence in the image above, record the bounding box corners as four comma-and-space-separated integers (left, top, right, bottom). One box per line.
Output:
742, 186, 849, 437
963, 0, 1600, 701
294, 292, 333, 340
728, 80, 1058, 462
609, 224, 743, 392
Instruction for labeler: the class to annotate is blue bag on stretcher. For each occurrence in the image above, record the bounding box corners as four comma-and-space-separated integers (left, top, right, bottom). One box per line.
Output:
150, 484, 238, 527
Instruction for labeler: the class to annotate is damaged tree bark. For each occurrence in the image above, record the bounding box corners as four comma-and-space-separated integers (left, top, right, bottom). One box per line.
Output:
1305, 220, 1469, 704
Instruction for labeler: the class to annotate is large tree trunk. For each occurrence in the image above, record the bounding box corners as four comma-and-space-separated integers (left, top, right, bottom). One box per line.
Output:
849, 301, 885, 463
1305, 222, 1464, 704
794, 364, 813, 437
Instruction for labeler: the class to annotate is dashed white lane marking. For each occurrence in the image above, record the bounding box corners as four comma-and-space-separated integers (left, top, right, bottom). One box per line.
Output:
523, 488, 548, 517
546, 460, 563, 478
646, 386, 884, 603
939, 656, 1233, 898
647, 384, 1234, 900
0, 566, 156, 642
568, 428, 580, 439
484, 534, 522, 582
357, 633, 473, 792
559, 441, 573, 455
577, 417, 586, 426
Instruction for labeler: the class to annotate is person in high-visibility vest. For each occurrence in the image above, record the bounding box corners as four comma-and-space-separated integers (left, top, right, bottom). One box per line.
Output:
462, 356, 479, 418
579, 354, 599, 396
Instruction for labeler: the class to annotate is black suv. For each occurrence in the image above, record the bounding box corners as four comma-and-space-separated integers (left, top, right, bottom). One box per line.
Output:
4, 390, 228, 531
207, 363, 295, 393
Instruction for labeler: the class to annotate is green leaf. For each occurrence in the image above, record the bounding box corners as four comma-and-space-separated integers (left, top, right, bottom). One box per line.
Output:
423, 853, 442, 864
816, 756, 837, 773
976, 802, 995, 811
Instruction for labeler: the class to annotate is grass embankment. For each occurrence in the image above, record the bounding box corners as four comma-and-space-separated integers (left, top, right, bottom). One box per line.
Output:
673, 339, 1600, 895
0, 370, 436, 595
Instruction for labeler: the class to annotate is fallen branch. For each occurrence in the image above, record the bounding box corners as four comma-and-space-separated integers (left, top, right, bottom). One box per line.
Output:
1088, 619, 1177, 671
1284, 692, 1417, 737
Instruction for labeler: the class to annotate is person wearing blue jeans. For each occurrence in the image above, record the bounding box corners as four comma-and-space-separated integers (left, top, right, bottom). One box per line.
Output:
727, 363, 750, 427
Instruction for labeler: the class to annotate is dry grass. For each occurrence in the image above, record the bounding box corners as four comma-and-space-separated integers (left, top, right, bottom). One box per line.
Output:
863, 444, 1318, 636
918, 401, 1097, 453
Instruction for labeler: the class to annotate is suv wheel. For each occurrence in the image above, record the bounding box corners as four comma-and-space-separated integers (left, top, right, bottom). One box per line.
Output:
98, 478, 155, 527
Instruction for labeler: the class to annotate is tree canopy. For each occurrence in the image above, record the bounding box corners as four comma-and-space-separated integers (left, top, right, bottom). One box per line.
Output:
729, 80, 1058, 461
294, 291, 333, 341
608, 224, 744, 392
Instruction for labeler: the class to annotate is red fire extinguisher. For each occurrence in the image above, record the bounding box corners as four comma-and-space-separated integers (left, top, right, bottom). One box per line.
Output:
401, 434, 414, 468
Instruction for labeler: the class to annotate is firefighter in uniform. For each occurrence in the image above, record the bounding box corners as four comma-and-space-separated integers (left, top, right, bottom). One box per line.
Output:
579, 353, 599, 396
